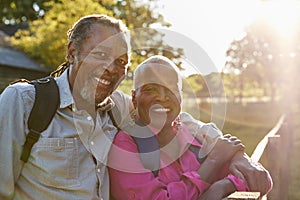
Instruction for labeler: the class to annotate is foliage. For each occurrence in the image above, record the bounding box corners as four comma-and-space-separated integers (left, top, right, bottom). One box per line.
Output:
224, 18, 300, 105
116, 78, 133, 95
7, 0, 184, 71
0, 0, 56, 24
184, 72, 226, 98
8, 0, 113, 69
102, 0, 184, 70
184, 74, 206, 97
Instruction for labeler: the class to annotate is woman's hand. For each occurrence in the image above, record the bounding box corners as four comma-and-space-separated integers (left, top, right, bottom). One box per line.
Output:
207, 134, 245, 165
197, 134, 245, 184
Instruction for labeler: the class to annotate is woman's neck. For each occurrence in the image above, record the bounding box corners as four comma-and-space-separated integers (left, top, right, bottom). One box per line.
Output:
157, 126, 175, 147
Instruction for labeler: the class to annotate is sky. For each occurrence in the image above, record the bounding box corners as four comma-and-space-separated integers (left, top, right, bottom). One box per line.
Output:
154, 0, 300, 75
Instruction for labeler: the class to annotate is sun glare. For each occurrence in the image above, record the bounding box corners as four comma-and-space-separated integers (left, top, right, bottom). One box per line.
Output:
258, 0, 300, 38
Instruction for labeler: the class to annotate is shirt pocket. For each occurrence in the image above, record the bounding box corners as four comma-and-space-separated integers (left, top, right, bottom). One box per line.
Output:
29, 137, 80, 188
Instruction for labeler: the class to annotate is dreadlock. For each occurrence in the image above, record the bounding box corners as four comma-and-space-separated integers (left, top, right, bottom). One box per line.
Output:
50, 62, 70, 77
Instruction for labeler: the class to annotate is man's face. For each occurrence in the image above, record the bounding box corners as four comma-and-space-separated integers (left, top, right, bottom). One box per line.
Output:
133, 83, 181, 129
70, 24, 129, 107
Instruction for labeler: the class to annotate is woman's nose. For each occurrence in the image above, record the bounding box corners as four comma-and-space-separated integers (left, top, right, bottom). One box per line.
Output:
157, 88, 169, 101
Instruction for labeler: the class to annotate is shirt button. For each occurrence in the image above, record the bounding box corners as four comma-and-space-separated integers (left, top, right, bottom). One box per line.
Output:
97, 168, 101, 173
87, 116, 92, 121
90, 141, 94, 145
129, 191, 135, 199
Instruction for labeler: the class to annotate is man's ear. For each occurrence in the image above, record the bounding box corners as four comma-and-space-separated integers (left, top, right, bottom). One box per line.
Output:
67, 42, 76, 64
131, 89, 137, 109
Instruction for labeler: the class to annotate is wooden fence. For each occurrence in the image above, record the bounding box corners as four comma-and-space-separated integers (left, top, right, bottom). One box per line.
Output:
225, 114, 294, 200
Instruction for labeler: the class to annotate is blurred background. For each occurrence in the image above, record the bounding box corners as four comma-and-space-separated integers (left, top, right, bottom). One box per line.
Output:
0, 0, 299, 198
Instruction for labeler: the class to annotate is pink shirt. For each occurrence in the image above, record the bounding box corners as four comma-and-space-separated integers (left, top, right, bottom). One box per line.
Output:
108, 124, 248, 200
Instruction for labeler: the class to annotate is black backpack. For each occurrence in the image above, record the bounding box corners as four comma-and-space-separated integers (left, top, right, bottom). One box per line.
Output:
20, 76, 59, 162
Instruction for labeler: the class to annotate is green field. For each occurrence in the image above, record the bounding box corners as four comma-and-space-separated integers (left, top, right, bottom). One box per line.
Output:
183, 100, 299, 198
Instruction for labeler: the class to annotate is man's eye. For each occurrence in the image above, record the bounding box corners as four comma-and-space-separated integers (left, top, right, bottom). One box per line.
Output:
95, 52, 107, 58
91, 52, 107, 59
116, 58, 127, 67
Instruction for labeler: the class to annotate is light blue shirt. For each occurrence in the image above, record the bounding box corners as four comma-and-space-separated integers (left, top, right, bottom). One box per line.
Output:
0, 70, 121, 200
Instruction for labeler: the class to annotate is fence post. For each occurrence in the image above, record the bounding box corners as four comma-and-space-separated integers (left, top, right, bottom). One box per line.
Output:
278, 118, 293, 200
225, 191, 261, 200
265, 135, 280, 199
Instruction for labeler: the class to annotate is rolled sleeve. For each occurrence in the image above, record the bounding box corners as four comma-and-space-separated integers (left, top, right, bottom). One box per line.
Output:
226, 174, 250, 191
182, 171, 211, 194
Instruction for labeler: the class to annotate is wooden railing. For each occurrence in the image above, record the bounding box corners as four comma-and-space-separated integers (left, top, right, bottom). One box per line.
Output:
225, 114, 293, 200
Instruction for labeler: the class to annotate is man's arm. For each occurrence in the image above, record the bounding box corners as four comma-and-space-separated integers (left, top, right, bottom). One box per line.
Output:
229, 151, 273, 196
181, 111, 273, 196
0, 85, 28, 199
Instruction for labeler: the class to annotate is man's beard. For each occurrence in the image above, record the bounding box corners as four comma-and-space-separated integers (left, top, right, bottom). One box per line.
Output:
80, 82, 96, 107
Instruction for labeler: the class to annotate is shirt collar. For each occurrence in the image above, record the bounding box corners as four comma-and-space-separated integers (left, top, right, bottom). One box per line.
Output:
54, 69, 74, 109
176, 123, 202, 154
55, 69, 116, 112
146, 120, 202, 153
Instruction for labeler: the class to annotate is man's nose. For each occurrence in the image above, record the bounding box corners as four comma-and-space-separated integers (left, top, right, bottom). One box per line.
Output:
104, 61, 118, 73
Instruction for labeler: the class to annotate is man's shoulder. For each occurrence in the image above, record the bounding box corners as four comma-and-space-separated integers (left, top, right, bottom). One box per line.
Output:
111, 90, 133, 113
111, 90, 130, 101
2, 82, 35, 100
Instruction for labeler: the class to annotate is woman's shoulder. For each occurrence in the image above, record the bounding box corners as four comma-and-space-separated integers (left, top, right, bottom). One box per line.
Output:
113, 130, 138, 152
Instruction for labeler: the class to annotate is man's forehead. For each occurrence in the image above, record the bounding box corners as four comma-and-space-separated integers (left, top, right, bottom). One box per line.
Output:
93, 43, 128, 53
93, 36, 129, 54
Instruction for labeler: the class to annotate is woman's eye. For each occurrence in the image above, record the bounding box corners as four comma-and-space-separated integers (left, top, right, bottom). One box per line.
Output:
143, 86, 157, 92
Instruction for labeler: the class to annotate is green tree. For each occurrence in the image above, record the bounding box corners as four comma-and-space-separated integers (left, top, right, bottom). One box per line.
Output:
8, 0, 183, 71
0, 0, 56, 24
8, 0, 113, 69
224, 18, 300, 102
103, 0, 184, 69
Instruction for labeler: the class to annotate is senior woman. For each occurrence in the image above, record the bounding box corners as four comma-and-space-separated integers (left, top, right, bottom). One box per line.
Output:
108, 55, 269, 200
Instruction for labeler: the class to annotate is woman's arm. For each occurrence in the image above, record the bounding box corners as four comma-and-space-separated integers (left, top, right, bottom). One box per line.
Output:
198, 178, 236, 200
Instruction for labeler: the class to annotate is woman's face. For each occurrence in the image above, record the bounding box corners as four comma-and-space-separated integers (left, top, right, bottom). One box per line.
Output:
133, 83, 181, 129
69, 23, 129, 108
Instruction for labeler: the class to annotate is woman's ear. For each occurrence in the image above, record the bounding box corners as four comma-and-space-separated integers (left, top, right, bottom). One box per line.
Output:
131, 89, 137, 109
67, 42, 76, 64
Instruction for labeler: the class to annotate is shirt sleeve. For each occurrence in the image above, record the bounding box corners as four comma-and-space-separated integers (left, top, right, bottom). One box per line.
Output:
226, 174, 250, 191
0, 85, 30, 199
110, 90, 134, 129
108, 131, 211, 200
180, 112, 222, 158
214, 162, 250, 192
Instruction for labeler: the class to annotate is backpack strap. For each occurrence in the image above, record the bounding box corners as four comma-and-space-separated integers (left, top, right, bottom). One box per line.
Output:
188, 145, 207, 164
130, 120, 160, 177
108, 109, 160, 177
20, 76, 60, 162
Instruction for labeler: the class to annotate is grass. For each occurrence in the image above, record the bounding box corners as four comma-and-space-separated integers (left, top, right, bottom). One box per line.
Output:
182, 100, 300, 198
